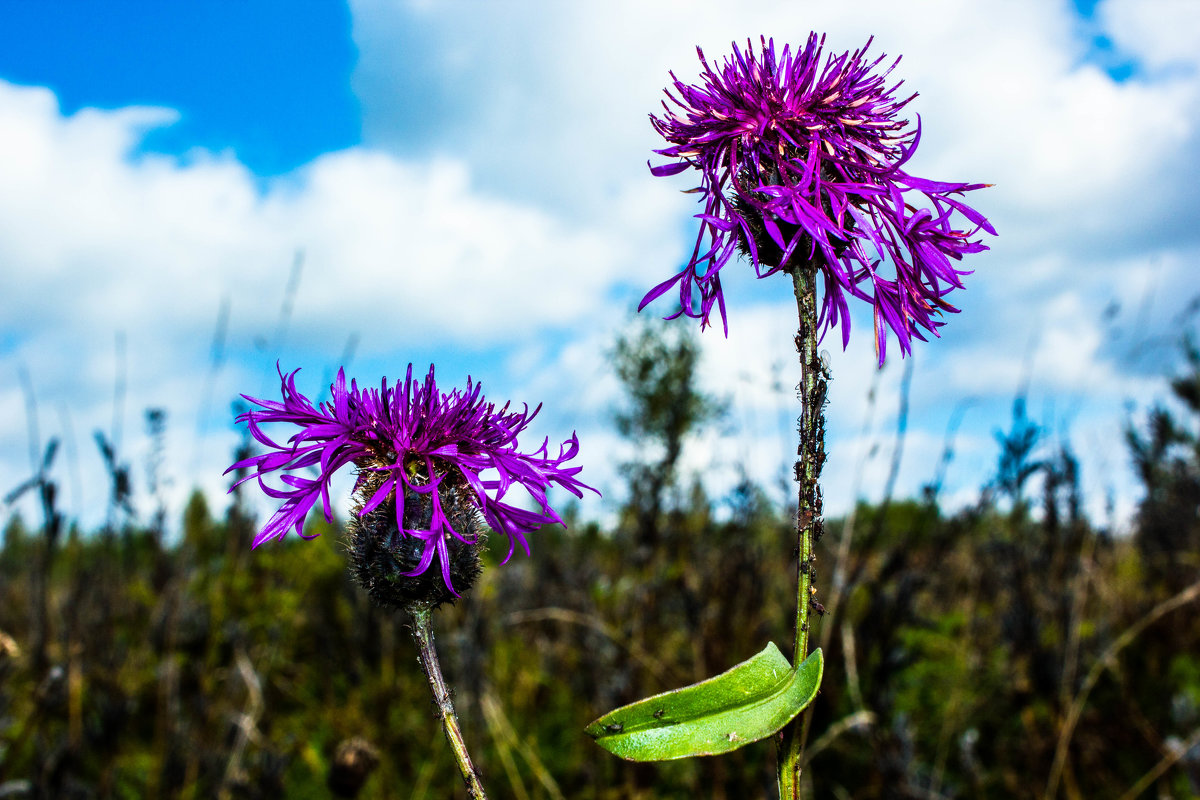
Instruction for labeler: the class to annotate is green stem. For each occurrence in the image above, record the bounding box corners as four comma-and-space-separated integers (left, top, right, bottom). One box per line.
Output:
777, 266, 827, 799
408, 605, 489, 800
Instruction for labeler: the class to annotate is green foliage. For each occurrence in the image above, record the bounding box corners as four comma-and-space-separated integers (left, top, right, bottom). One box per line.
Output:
587, 645, 823, 762
0, 513, 32, 573
1127, 337, 1200, 592
2, 330, 1200, 799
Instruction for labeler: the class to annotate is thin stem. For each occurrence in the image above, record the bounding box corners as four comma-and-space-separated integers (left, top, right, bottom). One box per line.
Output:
778, 265, 828, 799
1043, 579, 1200, 800
1115, 725, 1200, 800
408, 605, 489, 800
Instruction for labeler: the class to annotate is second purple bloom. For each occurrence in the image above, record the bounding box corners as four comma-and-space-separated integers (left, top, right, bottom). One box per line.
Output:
228, 364, 596, 600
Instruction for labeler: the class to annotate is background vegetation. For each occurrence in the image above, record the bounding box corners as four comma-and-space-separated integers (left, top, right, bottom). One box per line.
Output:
2, 323, 1199, 799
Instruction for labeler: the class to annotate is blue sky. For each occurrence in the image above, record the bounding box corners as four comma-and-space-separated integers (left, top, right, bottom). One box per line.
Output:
2, 0, 1200, 536
0, 0, 359, 174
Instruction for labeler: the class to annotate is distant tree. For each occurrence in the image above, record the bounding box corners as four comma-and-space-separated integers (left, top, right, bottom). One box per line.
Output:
993, 395, 1045, 507
0, 514, 32, 577
145, 408, 169, 545
1127, 338, 1200, 591
182, 489, 222, 564
94, 429, 133, 532
611, 320, 724, 558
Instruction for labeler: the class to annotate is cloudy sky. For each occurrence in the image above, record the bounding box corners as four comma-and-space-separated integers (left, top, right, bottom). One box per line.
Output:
2, 0, 1199, 539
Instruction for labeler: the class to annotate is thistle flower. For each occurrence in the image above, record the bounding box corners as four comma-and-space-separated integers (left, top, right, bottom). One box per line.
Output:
227, 364, 595, 603
642, 34, 995, 363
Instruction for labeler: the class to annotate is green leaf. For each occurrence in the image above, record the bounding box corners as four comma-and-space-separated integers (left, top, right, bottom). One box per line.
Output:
585, 644, 824, 761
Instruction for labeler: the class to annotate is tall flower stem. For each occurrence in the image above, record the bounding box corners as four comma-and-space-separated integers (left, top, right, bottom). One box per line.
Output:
408, 605, 489, 800
778, 264, 828, 799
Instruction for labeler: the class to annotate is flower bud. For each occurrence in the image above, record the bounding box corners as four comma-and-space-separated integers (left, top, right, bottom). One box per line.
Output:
347, 465, 484, 609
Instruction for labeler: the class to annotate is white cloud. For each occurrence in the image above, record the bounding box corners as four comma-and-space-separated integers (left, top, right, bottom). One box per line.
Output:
6, 0, 1200, 540
0, 78, 671, 532
1100, 0, 1200, 72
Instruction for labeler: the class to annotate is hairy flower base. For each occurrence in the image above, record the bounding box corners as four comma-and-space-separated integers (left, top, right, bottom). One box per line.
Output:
348, 469, 484, 609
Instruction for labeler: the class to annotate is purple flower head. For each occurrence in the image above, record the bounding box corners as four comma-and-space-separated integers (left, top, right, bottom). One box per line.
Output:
641, 34, 996, 363
226, 364, 597, 599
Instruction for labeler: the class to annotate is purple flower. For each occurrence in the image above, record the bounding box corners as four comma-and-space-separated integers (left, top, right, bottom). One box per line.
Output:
227, 364, 596, 596
642, 34, 995, 363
